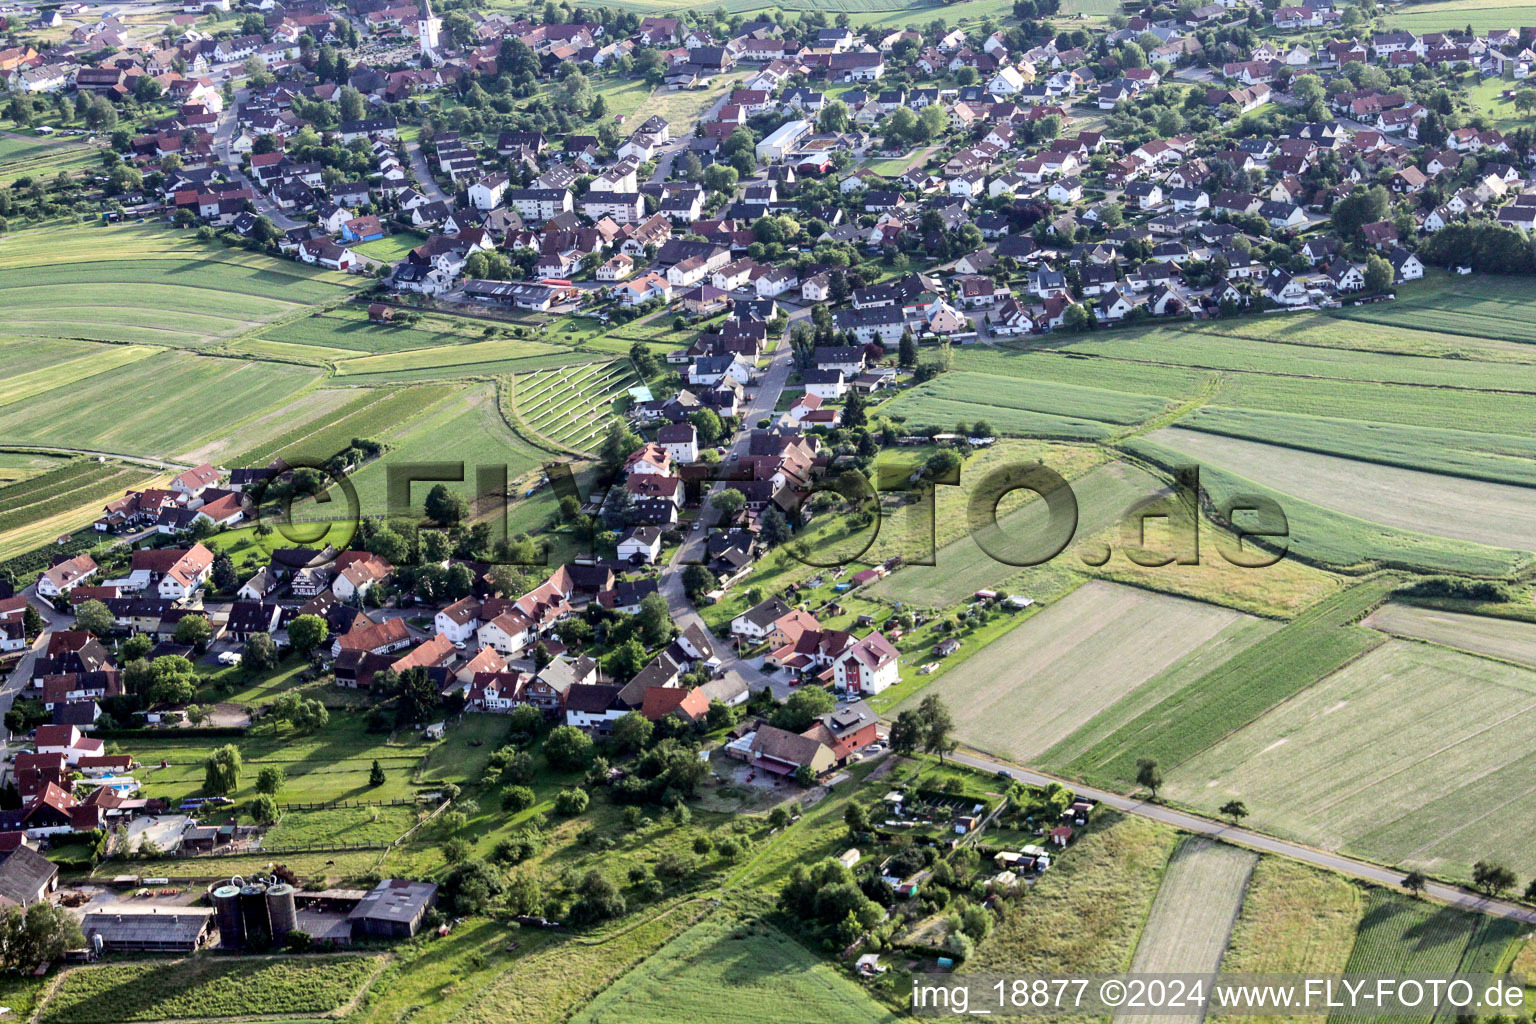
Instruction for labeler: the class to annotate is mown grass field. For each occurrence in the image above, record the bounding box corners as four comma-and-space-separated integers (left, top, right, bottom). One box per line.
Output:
1212, 859, 1367, 1024
571, 914, 901, 1024
39, 954, 383, 1024
0, 349, 325, 460
1148, 426, 1536, 553
253, 306, 516, 355
1387, 0, 1536, 33
0, 131, 98, 185
1058, 578, 1394, 790
1119, 838, 1256, 1024
1164, 640, 1536, 881
1364, 603, 1536, 668
912, 581, 1252, 762
0, 225, 359, 347
881, 369, 1172, 440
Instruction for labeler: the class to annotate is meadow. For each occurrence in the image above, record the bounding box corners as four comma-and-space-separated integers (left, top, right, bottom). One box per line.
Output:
0, 131, 98, 185
1119, 838, 1256, 1024
0, 349, 325, 461
1057, 578, 1393, 791
264, 804, 421, 847
253, 306, 518, 355
0, 225, 359, 347
1363, 603, 1536, 668
1386, 0, 1536, 33
38, 954, 383, 1024
1211, 859, 1366, 1024
911, 581, 1253, 762
342, 385, 550, 519
571, 914, 900, 1024
1163, 640, 1536, 881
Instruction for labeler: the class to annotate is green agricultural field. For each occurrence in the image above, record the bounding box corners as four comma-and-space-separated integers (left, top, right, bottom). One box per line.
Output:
329, 351, 590, 385
1328, 893, 1500, 1024
0, 350, 325, 461
571, 914, 901, 1024
1148, 426, 1536, 553
341, 384, 550, 519
1169, 406, 1536, 489
1129, 436, 1531, 577
1330, 275, 1536, 347
867, 459, 1168, 607
332, 335, 569, 376
880, 370, 1173, 439
1059, 578, 1394, 791
971, 811, 1181, 978
39, 954, 383, 1024
1385, 0, 1536, 34
0, 459, 155, 536
0, 131, 98, 185
0, 342, 160, 409
1363, 603, 1536, 669
909, 581, 1256, 763
1120, 838, 1256, 1024
253, 307, 514, 355
1164, 640, 1536, 881
0, 225, 359, 347
950, 344, 1210, 398
1212, 858, 1366, 1024
230, 385, 452, 468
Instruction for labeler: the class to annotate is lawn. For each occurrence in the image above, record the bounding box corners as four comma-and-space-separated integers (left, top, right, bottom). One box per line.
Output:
571, 914, 901, 1024
1211, 858, 1366, 1024
1364, 603, 1536, 669
38, 954, 384, 1024
351, 231, 427, 263
0, 224, 359, 347
904, 581, 1255, 763
0, 349, 325, 461
1058, 578, 1394, 790
1120, 838, 1257, 1024
1163, 640, 1536, 882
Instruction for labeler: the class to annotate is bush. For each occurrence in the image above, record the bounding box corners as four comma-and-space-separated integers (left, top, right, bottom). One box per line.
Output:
555, 788, 590, 816
501, 785, 535, 813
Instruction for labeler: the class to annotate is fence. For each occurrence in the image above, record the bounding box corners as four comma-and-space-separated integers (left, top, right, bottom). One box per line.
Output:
278, 797, 432, 813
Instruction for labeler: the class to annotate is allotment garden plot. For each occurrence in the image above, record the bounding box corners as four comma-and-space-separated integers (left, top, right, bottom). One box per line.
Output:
515, 360, 644, 453
1163, 640, 1536, 880
904, 581, 1254, 761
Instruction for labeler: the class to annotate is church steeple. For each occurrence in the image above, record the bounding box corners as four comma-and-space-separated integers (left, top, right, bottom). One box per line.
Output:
418, 0, 441, 65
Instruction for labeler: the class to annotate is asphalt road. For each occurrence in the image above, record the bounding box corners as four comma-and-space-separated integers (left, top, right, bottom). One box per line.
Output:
948, 749, 1536, 925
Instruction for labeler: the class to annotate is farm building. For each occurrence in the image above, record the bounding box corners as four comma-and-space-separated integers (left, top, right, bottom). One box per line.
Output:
348, 878, 439, 939
82, 908, 214, 952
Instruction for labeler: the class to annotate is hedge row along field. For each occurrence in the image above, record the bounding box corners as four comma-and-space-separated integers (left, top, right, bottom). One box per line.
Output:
39, 954, 383, 1023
